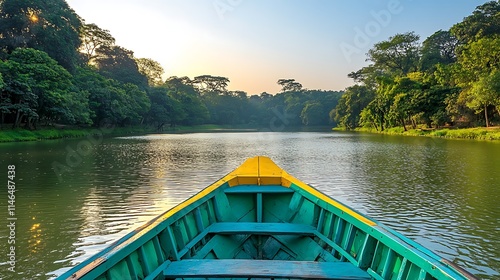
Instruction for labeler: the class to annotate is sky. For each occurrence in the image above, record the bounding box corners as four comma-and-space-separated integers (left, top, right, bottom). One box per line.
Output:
65, 0, 488, 95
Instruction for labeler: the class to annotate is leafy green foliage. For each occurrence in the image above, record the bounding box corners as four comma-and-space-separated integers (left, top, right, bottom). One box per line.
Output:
420, 30, 458, 72
165, 77, 209, 125
332, 85, 375, 129
95, 46, 148, 88
451, 1, 500, 43
277, 79, 303, 92
301, 102, 324, 126
136, 58, 165, 86
0, 48, 91, 127
336, 2, 500, 130
367, 32, 421, 76
193, 75, 230, 94
80, 23, 116, 64
2, 1, 497, 135
0, 0, 82, 72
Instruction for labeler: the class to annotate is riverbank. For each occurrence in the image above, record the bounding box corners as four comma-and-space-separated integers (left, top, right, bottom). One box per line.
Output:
0, 124, 340, 143
0, 126, 152, 142
0, 124, 261, 143
334, 126, 500, 141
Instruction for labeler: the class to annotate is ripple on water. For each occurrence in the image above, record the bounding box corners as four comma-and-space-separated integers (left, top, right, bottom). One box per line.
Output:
1, 132, 497, 279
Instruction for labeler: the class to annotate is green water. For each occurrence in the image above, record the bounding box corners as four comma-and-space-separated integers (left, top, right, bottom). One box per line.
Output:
0, 132, 499, 279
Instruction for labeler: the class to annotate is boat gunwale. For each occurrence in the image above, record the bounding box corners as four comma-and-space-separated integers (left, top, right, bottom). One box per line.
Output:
58, 156, 478, 280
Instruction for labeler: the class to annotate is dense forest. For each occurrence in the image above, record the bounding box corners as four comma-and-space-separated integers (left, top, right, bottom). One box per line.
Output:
0, 1, 498, 133
0, 0, 342, 131
333, 1, 500, 130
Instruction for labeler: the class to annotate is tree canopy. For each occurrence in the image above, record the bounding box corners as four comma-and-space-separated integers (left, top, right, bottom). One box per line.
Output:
0, 0, 82, 72
334, 1, 500, 130
1, 1, 497, 132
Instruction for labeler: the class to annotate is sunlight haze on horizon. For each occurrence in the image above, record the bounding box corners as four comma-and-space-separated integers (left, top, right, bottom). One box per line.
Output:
66, 0, 487, 95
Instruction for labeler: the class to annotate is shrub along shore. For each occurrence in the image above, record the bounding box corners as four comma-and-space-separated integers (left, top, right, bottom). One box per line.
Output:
1, 125, 499, 143
0, 127, 150, 142
0, 125, 260, 143
334, 127, 500, 141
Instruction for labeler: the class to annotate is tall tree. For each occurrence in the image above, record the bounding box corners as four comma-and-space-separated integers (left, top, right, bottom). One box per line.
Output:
0, 73, 8, 127
461, 70, 500, 127
79, 23, 115, 64
95, 46, 148, 88
4, 48, 82, 127
146, 87, 178, 131
277, 79, 303, 92
0, 59, 38, 128
332, 85, 375, 129
165, 77, 209, 125
0, 0, 82, 72
136, 58, 164, 86
193, 75, 230, 94
301, 102, 324, 125
367, 32, 421, 76
420, 30, 458, 72
456, 36, 500, 126
451, 1, 500, 43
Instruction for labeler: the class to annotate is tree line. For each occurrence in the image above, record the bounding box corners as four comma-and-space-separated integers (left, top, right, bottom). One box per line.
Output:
0, 0, 342, 131
333, 1, 500, 130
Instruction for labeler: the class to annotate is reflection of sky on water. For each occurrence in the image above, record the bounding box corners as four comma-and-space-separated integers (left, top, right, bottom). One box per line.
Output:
0, 132, 498, 279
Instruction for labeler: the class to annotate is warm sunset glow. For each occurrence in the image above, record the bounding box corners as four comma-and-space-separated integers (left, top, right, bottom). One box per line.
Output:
29, 223, 43, 253
65, 0, 487, 94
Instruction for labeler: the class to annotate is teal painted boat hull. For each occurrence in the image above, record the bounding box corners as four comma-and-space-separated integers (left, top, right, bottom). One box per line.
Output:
58, 156, 478, 280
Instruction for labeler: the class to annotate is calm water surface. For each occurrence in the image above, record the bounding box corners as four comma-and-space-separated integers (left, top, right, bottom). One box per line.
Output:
0, 132, 499, 279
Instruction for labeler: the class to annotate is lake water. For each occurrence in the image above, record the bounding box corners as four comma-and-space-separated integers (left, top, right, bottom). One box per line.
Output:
0, 131, 499, 279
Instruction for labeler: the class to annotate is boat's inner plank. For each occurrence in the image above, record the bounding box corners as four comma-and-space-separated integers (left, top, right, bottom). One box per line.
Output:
224, 185, 294, 193
163, 259, 371, 279
209, 222, 316, 235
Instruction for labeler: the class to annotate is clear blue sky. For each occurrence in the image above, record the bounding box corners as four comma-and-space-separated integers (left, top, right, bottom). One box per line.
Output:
66, 0, 488, 94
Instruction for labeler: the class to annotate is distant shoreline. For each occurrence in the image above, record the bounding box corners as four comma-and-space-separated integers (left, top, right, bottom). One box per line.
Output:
0, 125, 335, 143
5, 125, 496, 143
333, 127, 500, 141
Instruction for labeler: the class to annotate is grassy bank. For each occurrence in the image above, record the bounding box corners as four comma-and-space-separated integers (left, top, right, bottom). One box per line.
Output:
0, 124, 260, 143
0, 126, 153, 142
333, 126, 500, 141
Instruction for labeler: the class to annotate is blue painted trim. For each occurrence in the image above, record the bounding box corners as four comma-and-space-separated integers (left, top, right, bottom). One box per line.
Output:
177, 226, 212, 259
125, 255, 138, 280
138, 246, 152, 275
256, 193, 263, 223
163, 259, 370, 279
381, 249, 395, 278
194, 208, 204, 232
224, 185, 294, 193
209, 222, 316, 235
144, 260, 171, 280
166, 226, 180, 261
317, 208, 325, 232
396, 258, 408, 280
314, 230, 358, 265
152, 236, 165, 263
